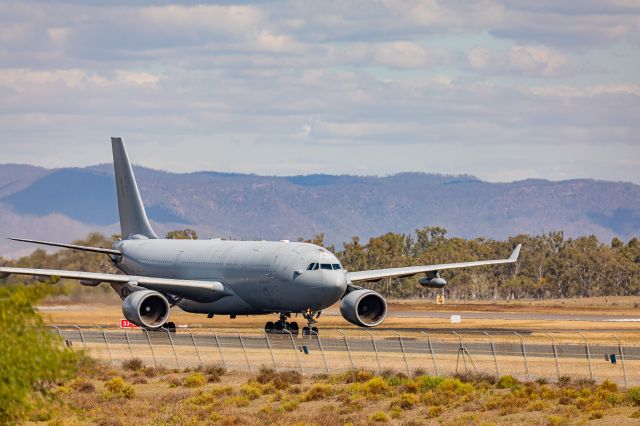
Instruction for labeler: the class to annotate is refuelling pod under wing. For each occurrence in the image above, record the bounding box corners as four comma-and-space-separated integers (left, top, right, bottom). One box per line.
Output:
418, 277, 447, 288
122, 289, 170, 329
340, 288, 387, 327
418, 271, 447, 289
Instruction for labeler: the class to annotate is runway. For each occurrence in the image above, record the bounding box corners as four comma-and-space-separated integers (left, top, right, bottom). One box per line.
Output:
323, 308, 640, 322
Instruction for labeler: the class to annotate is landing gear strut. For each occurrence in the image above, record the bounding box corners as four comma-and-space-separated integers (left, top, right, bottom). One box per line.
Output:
302, 309, 320, 336
264, 313, 299, 335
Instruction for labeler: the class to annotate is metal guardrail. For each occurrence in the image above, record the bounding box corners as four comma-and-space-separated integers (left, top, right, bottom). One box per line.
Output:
51, 326, 640, 386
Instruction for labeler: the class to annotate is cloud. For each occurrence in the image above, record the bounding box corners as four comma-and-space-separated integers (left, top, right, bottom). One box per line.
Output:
468, 45, 570, 76
0, 1, 638, 184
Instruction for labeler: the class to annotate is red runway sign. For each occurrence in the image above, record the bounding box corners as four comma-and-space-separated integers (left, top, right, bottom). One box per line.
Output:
120, 319, 139, 328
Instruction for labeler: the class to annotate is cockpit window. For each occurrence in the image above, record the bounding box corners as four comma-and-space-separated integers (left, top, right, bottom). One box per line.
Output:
320, 263, 332, 270
306, 263, 319, 270
332, 264, 342, 270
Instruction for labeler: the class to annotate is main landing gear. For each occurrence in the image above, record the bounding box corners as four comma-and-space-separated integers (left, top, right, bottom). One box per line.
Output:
265, 313, 299, 335
264, 310, 322, 336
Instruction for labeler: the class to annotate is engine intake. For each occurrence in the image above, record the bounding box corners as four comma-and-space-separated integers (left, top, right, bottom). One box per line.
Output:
122, 290, 170, 329
340, 289, 387, 327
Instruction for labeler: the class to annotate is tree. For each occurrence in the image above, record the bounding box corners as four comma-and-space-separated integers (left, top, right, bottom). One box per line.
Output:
166, 229, 198, 240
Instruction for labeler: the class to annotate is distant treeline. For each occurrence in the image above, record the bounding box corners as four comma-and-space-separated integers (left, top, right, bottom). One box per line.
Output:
1, 228, 639, 301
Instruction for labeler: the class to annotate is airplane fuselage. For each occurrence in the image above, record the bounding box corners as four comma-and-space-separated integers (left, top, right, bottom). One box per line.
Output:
113, 239, 348, 316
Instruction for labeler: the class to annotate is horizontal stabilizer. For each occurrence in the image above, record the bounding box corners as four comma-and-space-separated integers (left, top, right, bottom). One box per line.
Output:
9, 237, 121, 255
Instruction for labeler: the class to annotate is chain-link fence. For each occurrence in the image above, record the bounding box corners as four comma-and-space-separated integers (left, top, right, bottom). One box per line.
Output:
51, 326, 640, 386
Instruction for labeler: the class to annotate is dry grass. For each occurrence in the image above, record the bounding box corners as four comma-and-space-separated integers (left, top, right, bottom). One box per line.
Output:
33, 359, 640, 425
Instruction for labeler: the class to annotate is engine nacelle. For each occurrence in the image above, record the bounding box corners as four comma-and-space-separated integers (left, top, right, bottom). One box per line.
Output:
340, 289, 387, 327
122, 290, 170, 329
418, 277, 447, 288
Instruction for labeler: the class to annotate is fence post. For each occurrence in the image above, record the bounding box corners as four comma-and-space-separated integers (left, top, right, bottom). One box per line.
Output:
312, 329, 330, 374
73, 325, 87, 350
124, 330, 134, 358
262, 329, 278, 371
337, 330, 355, 370
420, 331, 439, 376
577, 332, 594, 381
613, 335, 628, 387
190, 333, 203, 367
366, 331, 382, 374
97, 326, 113, 365
51, 325, 63, 340
394, 331, 411, 376
484, 332, 500, 378
513, 332, 530, 381
210, 329, 227, 370
165, 328, 180, 369
232, 329, 251, 373
285, 329, 303, 375
143, 328, 158, 367
545, 332, 561, 381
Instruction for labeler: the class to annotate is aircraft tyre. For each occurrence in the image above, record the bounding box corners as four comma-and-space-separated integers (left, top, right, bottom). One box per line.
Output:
265, 321, 275, 333
289, 322, 299, 336
165, 322, 176, 332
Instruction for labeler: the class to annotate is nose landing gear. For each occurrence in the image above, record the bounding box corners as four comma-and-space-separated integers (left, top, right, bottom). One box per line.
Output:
302, 309, 320, 336
264, 312, 299, 335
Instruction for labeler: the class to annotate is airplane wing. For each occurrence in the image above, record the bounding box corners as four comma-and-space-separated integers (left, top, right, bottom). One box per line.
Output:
0, 266, 224, 301
346, 244, 521, 283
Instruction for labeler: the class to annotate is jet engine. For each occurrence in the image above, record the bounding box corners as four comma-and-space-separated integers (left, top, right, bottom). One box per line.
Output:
122, 290, 170, 329
340, 289, 387, 327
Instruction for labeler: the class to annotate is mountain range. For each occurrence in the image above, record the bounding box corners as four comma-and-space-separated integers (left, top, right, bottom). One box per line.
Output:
0, 164, 638, 258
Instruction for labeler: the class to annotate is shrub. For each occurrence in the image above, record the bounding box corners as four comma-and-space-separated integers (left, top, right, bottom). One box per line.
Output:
392, 393, 419, 410
104, 377, 135, 399
280, 398, 299, 412
627, 387, 640, 406
454, 371, 496, 386
183, 372, 206, 388
341, 369, 374, 383
0, 284, 78, 423
437, 378, 473, 395
547, 415, 563, 426
364, 377, 391, 395
241, 382, 263, 400
202, 363, 227, 376
496, 375, 520, 389
598, 380, 619, 393
122, 358, 144, 371
67, 378, 95, 393
415, 375, 444, 392
426, 405, 443, 418
369, 411, 389, 422
256, 366, 301, 389
301, 384, 333, 401
227, 396, 250, 407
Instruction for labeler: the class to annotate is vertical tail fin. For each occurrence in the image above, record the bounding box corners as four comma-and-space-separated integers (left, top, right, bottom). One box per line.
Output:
111, 137, 158, 240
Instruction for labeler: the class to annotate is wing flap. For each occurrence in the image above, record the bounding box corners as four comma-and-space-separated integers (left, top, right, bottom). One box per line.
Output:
347, 244, 521, 283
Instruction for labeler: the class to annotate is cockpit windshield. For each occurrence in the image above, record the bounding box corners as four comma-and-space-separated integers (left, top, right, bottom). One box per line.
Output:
307, 262, 342, 271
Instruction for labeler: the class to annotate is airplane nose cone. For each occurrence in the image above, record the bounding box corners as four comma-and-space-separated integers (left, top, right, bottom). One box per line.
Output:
298, 271, 347, 310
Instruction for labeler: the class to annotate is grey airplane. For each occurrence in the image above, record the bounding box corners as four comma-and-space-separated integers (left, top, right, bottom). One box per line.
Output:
0, 138, 521, 334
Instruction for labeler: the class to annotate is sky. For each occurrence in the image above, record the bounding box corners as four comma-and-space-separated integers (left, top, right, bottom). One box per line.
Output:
0, 0, 639, 183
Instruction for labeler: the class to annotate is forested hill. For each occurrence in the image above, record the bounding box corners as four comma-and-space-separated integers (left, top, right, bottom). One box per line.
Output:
0, 164, 638, 257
